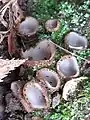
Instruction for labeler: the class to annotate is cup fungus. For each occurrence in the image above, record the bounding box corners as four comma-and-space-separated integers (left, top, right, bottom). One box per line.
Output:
57, 55, 79, 78
45, 19, 60, 32
64, 32, 88, 50
22, 40, 56, 67
23, 82, 50, 109
36, 68, 61, 92
11, 81, 50, 112
17, 16, 39, 38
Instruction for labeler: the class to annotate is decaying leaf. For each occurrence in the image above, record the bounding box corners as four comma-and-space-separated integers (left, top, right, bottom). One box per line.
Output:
0, 0, 24, 52
0, 0, 23, 27
0, 30, 9, 43
0, 0, 10, 3
11, 1, 23, 24
0, 58, 26, 82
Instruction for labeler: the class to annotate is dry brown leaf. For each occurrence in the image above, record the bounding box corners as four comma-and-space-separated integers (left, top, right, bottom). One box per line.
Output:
11, 1, 23, 24
0, 30, 9, 43
0, 0, 14, 27
0, 58, 26, 82
0, 0, 23, 44
0, 0, 10, 4
0, 34, 5, 43
0, 0, 23, 27
0, 6, 9, 27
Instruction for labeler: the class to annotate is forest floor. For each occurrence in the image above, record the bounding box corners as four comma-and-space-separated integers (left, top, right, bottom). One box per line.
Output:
0, 0, 90, 120
26, 0, 90, 120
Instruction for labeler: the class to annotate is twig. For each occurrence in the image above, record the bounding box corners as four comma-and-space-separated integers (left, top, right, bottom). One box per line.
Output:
49, 40, 90, 63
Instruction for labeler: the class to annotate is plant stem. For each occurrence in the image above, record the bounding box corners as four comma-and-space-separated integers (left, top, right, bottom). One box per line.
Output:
49, 40, 90, 63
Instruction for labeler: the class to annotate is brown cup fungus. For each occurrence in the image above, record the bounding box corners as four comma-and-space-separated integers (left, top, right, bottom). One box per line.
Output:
57, 55, 79, 78
64, 32, 88, 50
45, 19, 60, 32
36, 68, 61, 92
23, 82, 50, 110
17, 17, 39, 36
16, 16, 39, 44
22, 40, 56, 67
11, 81, 50, 112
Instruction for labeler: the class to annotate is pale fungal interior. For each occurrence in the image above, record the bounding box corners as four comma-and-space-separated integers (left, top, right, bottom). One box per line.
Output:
59, 56, 79, 77
18, 17, 39, 36
25, 87, 46, 108
38, 70, 57, 87
66, 32, 87, 49
22, 40, 55, 60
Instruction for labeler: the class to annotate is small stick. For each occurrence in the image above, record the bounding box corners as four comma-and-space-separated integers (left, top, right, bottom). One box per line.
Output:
49, 40, 90, 63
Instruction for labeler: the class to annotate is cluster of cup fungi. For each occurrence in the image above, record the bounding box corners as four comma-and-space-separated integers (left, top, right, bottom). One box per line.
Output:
10, 16, 88, 113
